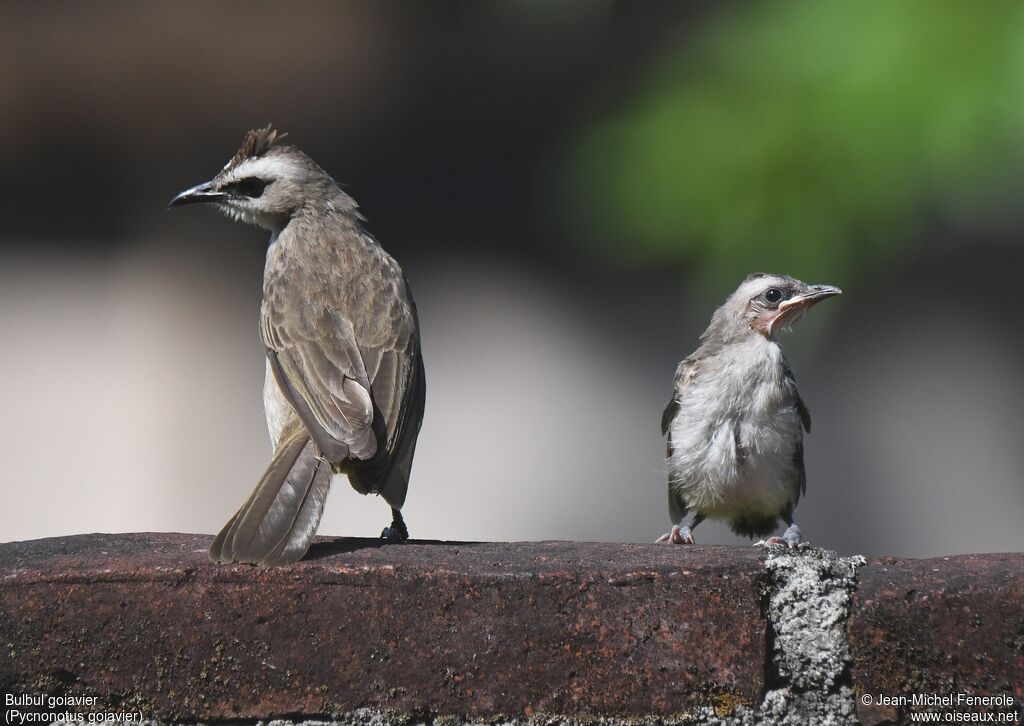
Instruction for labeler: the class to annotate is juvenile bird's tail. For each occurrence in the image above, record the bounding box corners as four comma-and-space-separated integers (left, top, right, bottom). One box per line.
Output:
209, 419, 332, 565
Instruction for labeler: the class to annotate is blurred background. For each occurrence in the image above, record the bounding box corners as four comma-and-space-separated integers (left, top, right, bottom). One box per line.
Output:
1, 0, 1021, 557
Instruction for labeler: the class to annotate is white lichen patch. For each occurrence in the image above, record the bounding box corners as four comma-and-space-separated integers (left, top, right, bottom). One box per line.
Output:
695, 546, 865, 726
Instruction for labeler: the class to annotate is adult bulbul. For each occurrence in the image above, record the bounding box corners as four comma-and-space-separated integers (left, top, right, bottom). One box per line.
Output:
658, 273, 840, 547
170, 126, 425, 565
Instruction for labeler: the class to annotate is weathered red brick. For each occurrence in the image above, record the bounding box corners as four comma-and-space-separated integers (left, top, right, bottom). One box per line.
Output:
0, 533, 767, 721
850, 553, 1024, 725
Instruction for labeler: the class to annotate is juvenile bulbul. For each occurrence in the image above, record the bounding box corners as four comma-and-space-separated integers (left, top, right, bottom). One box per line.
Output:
657, 273, 840, 548
170, 126, 425, 565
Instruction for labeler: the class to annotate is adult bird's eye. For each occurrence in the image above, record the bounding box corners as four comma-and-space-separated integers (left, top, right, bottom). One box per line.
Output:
764, 288, 784, 304
235, 177, 267, 198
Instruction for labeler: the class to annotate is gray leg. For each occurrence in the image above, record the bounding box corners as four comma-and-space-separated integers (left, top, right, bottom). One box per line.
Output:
765, 507, 802, 549
780, 506, 802, 548
780, 523, 802, 548
657, 513, 705, 545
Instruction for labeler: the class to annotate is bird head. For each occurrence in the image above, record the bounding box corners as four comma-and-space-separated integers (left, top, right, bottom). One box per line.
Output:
705, 273, 842, 343
169, 125, 356, 231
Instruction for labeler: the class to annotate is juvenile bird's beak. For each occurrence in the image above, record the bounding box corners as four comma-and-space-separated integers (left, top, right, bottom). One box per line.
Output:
765, 284, 841, 336
168, 180, 225, 208
778, 284, 842, 313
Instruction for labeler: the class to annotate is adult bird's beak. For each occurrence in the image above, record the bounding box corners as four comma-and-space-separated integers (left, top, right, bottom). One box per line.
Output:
168, 180, 225, 208
779, 284, 842, 313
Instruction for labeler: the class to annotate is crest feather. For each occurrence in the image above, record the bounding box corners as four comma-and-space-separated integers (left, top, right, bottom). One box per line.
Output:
225, 124, 288, 170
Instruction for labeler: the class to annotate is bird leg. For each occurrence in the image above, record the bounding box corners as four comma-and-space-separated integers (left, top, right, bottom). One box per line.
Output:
656, 514, 703, 544
781, 523, 802, 547
656, 525, 686, 544
380, 507, 409, 541
764, 522, 802, 549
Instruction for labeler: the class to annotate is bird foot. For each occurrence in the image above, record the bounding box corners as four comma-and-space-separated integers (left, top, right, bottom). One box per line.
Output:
655, 525, 694, 545
761, 524, 803, 549
380, 519, 409, 542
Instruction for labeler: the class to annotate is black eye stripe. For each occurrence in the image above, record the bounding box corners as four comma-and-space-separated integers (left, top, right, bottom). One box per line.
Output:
227, 177, 268, 198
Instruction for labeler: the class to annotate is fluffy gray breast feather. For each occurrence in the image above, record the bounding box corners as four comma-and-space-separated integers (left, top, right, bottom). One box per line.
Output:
260, 213, 421, 468
663, 336, 809, 514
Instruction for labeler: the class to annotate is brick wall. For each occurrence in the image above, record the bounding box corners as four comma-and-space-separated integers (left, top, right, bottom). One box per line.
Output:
1, 534, 1021, 725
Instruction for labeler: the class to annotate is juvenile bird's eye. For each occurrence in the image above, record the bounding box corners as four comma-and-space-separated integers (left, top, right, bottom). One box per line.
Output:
764, 288, 784, 304
235, 177, 268, 198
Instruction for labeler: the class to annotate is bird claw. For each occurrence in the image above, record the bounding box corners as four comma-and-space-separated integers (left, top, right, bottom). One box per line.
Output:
655, 525, 694, 545
760, 525, 803, 549
380, 517, 409, 542
781, 523, 802, 548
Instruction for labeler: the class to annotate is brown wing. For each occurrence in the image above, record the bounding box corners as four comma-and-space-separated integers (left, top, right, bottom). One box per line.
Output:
782, 360, 810, 501
349, 309, 425, 509
261, 227, 421, 469
263, 304, 378, 463
662, 356, 698, 436
663, 356, 699, 524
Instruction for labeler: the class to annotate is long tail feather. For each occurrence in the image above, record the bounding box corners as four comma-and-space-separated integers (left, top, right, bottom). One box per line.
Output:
262, 458, 332, 564
209, 421, 333, 565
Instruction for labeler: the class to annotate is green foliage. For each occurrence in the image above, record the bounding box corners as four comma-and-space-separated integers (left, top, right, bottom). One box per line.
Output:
564, 1, 1024, 288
